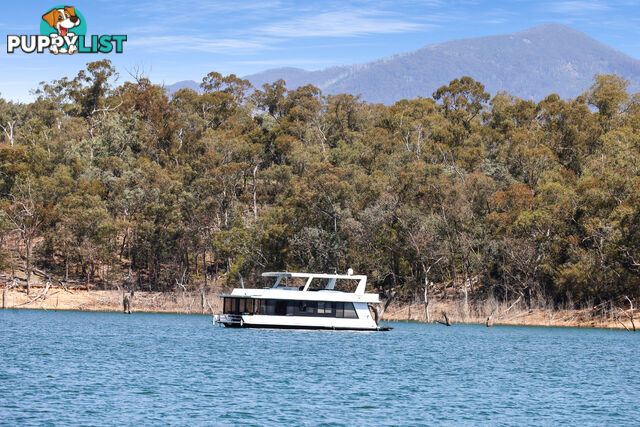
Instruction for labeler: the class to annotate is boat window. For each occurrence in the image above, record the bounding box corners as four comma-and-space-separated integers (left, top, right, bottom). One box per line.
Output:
286, 300, 297, 315
298, 301, 309, 313
343, 302, 358, 319
253, 299, 359, 318
307, 301, 317, 314
335, 302, 344, 318
317, 301, 334, 315
266, 299, 276, 315
223, 297, 257, 314
276, 300, 287, 315
223, 298, 239, 314
307, 279, 326, 291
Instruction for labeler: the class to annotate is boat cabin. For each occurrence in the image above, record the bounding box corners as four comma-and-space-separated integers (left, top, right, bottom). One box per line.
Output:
214, 272, 390, 331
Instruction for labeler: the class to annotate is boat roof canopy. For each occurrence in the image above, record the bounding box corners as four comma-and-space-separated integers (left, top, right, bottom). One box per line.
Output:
262, 272, 368, 294
262, 272, 366, 280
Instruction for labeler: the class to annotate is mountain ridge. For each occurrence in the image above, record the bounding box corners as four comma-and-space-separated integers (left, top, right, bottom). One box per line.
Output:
165, 25, 640, 103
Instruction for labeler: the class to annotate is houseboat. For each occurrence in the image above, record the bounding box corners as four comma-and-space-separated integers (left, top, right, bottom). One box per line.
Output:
213, 271, 391, 331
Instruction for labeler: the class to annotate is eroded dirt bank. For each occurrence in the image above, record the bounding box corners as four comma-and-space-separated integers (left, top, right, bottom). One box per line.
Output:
3, 286, 636, 330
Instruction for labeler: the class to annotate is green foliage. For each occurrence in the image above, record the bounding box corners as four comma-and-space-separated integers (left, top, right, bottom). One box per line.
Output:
1, 63, 639, 305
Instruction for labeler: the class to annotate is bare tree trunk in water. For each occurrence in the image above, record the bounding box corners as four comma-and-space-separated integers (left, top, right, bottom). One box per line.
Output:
2, 278, 18, 309
123, 292, 130, 314
423, 257, 443, 323
373, 290, 397, 324
26, 236, 32, 295
7, 266, 15, 307
437, 311, 451, 326
368, 304, 379, 324
123, 289, 134, 314
2, 282, 11, 309
200, 288, 205, 314
463, 279, 469, 321
486, 306, 497, 327
618, 296, 636, 332
627, 296, 636, 332
424, 278, 431, 323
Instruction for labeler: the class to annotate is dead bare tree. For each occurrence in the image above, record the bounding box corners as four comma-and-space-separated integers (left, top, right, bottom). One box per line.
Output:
626, 296, 636, 331
462, 277, 469, 321
423, 257, 443, 323
31, 266, 70, 292
175, 268, 188, 292
436, 310, 451, 326
18, 281, 51, 306
617, 296, 636, 332
372, 290, 397, 325
485, 296, 522, 326
0, 119, 16, 147
486, 306, 497, 327
3, 278, 17, 309
503, 296, 523, 315
1, 179, 46, 295
122, 289, 134, 314
252, 164, 259, 220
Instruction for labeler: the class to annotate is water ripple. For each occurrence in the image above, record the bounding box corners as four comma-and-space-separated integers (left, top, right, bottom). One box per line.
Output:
1, 310, 639, 425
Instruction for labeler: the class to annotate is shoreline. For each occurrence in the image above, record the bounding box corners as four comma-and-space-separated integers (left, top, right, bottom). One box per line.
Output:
2, 287, 635, 330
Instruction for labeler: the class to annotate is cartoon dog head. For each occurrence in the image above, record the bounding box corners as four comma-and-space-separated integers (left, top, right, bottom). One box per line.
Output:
42, 6, 80, 37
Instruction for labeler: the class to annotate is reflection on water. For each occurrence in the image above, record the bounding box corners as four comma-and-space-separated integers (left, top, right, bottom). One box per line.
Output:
1, 309, 638, 425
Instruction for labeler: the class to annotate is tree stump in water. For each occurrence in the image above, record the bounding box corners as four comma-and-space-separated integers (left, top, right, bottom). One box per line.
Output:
437, 311, 451, 326
486, 306, 497, 327
123, 290, 134, 314
368, 304, 380, 325
3, 279, 17, 309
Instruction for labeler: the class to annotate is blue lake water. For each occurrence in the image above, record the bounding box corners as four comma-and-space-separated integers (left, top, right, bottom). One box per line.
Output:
1, 309, 639, 425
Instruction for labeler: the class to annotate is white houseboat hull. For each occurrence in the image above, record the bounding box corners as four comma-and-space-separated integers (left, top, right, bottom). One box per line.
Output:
214, 302, 388, 331
214, 272, 392, 331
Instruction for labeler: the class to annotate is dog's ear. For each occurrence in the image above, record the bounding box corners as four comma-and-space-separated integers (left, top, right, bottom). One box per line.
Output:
64, 6, 76, 17
42, 9, 57, 27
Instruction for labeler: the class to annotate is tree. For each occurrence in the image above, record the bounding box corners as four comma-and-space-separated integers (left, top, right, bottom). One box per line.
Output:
0, 177, 49, 294
0, 100, 27, 147
1, 68, 639, 308
586, 74, 630, 131
433, 76, 490, 132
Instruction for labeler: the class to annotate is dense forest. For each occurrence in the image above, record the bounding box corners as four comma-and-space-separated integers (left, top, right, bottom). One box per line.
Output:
1, 60, 639, 307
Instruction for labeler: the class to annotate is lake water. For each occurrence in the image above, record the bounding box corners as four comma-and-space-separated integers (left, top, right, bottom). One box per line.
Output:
1, 309, 639, 425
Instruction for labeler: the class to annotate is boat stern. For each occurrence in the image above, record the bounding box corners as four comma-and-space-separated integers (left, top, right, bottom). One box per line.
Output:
213, 313, 243, 327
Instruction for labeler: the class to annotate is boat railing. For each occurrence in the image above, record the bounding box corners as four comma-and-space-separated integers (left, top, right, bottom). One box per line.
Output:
262, 272, 368, 294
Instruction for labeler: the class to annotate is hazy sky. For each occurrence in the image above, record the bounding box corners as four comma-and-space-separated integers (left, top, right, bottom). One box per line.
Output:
1, 0, 639, 101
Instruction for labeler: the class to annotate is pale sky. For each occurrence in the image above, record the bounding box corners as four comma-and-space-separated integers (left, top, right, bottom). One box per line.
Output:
1, 0, 639, 101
